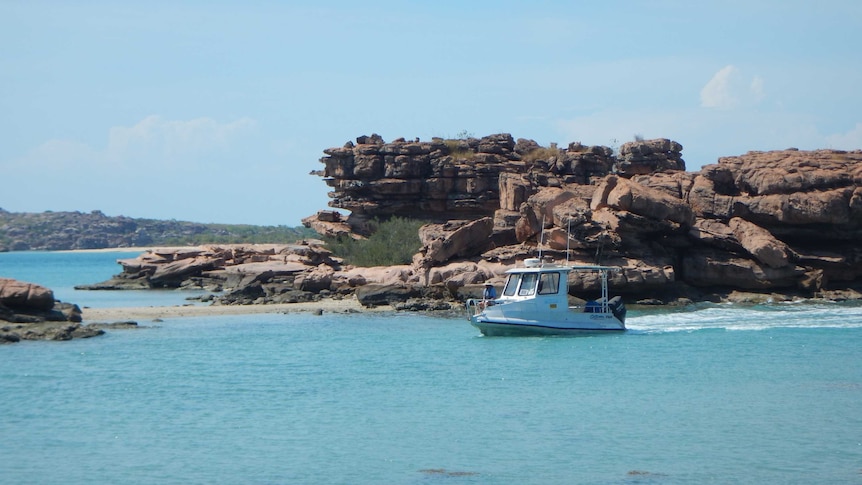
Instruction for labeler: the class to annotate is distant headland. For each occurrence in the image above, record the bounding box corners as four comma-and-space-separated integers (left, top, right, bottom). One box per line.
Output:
0, 209, 315, 251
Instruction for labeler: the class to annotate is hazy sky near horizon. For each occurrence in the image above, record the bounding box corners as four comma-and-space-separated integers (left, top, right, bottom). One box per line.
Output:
2, 1, 861, 226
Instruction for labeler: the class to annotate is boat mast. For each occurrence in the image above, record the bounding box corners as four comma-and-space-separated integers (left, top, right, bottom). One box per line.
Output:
600, 269, 609, 312
537, 215, 545, 263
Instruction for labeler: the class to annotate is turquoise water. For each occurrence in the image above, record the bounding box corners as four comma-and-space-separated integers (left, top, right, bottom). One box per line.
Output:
0, 250, 206, 308
2, 252, 862, 484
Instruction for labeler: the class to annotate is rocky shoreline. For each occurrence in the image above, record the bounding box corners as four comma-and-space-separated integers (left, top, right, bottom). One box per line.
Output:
0, 277, 102, 343
4, 134, 861, 343
76, 135, 862, 312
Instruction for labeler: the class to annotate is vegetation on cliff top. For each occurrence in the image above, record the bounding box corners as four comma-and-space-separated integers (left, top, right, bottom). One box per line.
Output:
0, 209, 317, 251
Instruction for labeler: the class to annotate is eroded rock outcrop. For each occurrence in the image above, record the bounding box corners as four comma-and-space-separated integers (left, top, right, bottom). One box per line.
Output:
304, 136, 862, 305
616, 138, 685, 176
84, 138, 862, 310
303, 133, 619, 236
0, 278, 97, 343
684, 149, 862, 292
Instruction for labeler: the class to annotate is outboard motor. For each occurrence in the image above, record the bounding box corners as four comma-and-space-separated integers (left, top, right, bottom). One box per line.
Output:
607, 296, 626, 324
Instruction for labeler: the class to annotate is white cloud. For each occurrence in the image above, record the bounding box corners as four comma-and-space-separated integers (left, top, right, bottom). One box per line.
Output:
7, 115, 257, 173
700, 65, 766, 110
106, 115, 257, 166
700, 65, 740, 109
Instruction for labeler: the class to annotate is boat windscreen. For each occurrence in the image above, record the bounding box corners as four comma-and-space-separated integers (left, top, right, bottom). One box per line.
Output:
518, 273, 538, 296
503, 274, 521, 296
538, 272, 560, 295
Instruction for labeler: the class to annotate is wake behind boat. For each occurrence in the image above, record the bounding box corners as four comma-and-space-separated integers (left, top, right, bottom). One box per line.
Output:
465, 258, 626, 336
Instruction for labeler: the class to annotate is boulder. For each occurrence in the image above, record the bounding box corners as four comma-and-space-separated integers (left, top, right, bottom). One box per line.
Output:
149, 255, 224, 287
0, 278, 55, 311
728, 217, 792, 268
296, 264, 334, 292
301, 211, 358, 240
591, 176, 694, 226
498, 172, 532, 211
414, 218, 494, 267
355, 284, 419, 307
688, 219, 744, 252
0, 279, 91, 343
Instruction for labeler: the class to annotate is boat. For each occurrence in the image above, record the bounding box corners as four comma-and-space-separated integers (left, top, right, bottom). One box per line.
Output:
465, 258, 626, 336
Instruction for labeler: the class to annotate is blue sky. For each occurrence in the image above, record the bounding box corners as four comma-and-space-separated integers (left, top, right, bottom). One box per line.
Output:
2, 1, 861, 226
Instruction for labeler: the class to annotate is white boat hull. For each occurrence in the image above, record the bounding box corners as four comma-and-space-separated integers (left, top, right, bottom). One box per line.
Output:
470, 313, 625, 337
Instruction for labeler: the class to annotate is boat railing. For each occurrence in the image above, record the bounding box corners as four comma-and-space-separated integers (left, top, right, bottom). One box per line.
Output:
465, 298, 496, 319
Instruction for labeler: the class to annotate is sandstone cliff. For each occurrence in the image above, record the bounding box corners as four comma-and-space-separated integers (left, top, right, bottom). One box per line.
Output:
304, 135, 861, 304
84, 135, 861, 309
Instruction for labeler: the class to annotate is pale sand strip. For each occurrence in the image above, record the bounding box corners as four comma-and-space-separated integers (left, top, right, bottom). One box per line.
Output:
57, 246, 204, 254
81, 297, 390, 322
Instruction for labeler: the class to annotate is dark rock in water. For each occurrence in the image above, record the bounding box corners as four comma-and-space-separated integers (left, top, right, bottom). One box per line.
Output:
393, 298, 454, 312
636, 298, 665, 305
355, 284, 419, 307
89, 321, 139, 330
0, 333, 21, 343
0, 278, 92, 343
0, 321, 104, 342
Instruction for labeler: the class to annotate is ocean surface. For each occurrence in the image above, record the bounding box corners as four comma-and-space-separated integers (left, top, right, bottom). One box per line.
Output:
1, 251, 861, 484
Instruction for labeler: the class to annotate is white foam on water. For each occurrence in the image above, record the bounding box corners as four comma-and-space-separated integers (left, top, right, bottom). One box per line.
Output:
627, 303, 862, 334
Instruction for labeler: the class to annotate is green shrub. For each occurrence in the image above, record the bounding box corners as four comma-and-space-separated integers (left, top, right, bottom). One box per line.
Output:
325, 217, 424, 267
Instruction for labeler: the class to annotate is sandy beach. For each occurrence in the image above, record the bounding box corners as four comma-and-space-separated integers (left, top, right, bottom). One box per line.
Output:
81, 297, 389, 322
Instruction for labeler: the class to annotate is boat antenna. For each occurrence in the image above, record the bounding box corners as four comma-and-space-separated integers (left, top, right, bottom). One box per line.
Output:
537, 215, 545, 261
566, 217, 572, 265
594, 232, 605, 265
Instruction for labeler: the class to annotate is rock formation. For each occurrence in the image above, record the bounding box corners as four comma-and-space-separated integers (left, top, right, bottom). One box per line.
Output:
0, 278, 99, 343
83, 136, 862, 310
303, 136, 862, 304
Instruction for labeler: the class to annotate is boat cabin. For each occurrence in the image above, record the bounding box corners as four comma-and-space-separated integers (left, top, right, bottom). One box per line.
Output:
467, 258, 626, 335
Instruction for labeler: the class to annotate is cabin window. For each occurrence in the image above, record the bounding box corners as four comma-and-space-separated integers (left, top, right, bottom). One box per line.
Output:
538, 272, 560, 295
518, 273, 538, 296
502, 274, 521, 297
